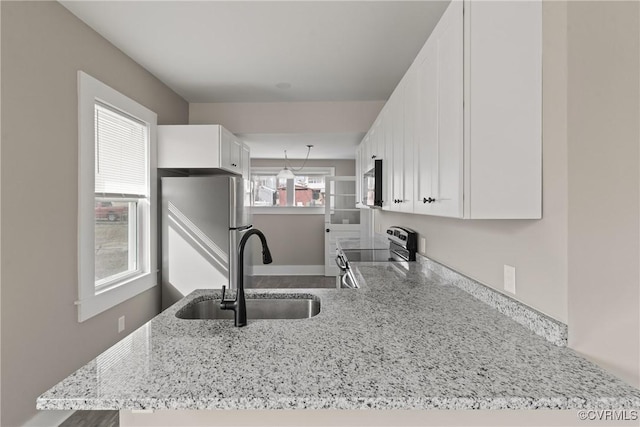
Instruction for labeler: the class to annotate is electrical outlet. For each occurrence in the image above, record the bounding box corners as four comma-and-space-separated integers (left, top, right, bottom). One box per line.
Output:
419, 237, 426, 254
504, 265, 516, 294
118, 316, 125, 333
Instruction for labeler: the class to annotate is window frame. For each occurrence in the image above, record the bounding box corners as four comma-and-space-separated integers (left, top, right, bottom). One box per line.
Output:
77, 71, 158, 322
250, 167, 335, 215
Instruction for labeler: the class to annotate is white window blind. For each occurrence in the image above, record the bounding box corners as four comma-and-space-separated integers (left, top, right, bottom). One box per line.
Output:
94, 103, 148, 196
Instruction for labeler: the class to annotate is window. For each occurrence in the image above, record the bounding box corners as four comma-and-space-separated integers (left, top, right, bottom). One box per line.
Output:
77, 71, 158, 322
250, 167, 334, 213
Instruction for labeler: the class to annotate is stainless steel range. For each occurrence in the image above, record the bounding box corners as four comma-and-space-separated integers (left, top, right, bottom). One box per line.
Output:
335, 226, 418, 288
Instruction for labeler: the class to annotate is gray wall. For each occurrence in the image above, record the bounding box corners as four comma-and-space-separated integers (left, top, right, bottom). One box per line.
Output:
250, 159, 355, 268
0, 2, 189, 426
375, 0, 569, 323
190, 101, 384, 133
567, 1, 640, 388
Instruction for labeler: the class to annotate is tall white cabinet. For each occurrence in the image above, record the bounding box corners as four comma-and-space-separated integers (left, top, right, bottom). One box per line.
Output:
355, 0, 542, 220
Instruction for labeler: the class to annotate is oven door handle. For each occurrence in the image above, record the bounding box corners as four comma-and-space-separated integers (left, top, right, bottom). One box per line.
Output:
342, 271, 359, 289
335, 255, 348, 271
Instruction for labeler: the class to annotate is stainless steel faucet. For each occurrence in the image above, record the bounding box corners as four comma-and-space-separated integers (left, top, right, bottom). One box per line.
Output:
220, 229, 272, 327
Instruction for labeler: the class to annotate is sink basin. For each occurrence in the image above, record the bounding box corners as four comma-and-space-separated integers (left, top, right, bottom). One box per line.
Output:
176, 296, 321, 320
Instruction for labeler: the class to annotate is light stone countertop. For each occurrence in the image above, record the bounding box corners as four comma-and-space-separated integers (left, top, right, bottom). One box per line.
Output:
37, 254, 640, 411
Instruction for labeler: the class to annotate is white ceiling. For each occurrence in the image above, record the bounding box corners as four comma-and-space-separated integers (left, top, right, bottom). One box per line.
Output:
60, 0, 449, 159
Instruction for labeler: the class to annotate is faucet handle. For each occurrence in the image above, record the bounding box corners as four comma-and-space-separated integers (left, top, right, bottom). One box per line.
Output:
219, 285, 234, 310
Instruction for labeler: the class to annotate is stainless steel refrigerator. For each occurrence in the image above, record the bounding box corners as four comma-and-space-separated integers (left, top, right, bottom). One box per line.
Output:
161, 175, 251, 309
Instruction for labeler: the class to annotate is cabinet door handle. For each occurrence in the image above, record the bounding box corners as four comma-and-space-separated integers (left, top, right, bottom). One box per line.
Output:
371, 155, 377, 159
423, 197, 436, 204
231, 163, 237, 167
326, 228, 330, 233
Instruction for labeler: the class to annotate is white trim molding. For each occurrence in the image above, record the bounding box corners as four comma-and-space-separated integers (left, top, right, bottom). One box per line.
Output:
252, 265, 325, 276
77, 71, 158, 322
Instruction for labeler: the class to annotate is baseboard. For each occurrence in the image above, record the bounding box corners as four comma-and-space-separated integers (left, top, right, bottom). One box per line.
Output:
22, 410, 74, 427
252, 265, 324, 276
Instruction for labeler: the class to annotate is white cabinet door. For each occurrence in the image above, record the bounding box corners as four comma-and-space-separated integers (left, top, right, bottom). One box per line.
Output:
464, 0, 541, 219
433, 0, 463, 218
220, 128, 242, 174
401, 68, 417, 213
390, 87, 405, 211
382, 104, 394, 211
412, 0, 463, 218
414, 36, 438, 216
158, 125, 222, 169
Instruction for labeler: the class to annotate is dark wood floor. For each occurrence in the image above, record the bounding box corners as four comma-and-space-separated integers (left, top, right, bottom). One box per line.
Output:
58, 275, 336, 426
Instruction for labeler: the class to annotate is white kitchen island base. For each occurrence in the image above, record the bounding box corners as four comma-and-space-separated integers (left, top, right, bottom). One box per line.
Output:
120, 409, 638, 427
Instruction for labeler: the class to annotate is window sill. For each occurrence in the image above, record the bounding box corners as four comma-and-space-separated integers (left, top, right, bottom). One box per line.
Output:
251, 206, 324, 215
77, 272, 157, 322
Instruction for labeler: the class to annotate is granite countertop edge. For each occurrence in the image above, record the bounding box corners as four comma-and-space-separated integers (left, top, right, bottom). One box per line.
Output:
38, 396, 640, 411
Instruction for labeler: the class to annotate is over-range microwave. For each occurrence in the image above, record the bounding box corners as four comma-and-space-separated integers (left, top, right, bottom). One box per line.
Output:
363, 159, 383, 208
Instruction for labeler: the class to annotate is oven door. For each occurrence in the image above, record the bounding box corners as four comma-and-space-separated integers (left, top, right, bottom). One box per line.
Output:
341, 269, 359, 289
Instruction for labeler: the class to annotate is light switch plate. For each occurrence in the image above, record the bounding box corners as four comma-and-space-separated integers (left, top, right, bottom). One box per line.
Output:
118, 316, 125, 333
504, 265, 516, 294
419, 237, 426, 254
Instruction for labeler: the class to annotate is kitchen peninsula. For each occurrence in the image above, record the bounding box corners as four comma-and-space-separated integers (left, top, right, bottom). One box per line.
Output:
38, 242, 640, 426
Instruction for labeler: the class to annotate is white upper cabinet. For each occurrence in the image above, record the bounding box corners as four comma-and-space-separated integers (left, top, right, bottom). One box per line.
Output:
414, 0, 464, 218
158, 124, 248, 175
463, 0, 542, 219
356, 0, 541, 219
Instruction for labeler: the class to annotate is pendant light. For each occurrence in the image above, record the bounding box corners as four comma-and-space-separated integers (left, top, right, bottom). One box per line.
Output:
277, 145, 313, 179
277, 165, 295, 180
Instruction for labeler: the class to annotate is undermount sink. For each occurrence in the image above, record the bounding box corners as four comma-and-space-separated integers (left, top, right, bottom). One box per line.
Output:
176, 296, 321, 320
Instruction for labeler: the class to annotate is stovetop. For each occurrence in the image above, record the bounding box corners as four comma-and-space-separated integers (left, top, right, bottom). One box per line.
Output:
341, 249, 395, 262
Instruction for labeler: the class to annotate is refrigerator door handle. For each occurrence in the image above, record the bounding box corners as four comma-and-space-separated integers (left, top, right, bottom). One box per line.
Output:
231, 224, 253, 232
